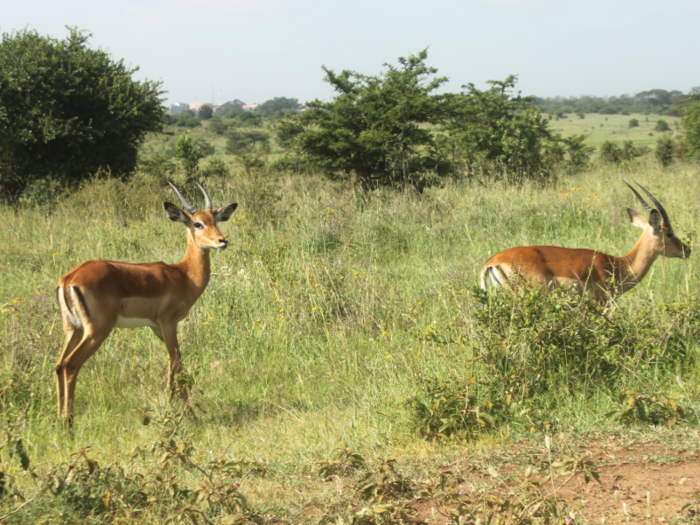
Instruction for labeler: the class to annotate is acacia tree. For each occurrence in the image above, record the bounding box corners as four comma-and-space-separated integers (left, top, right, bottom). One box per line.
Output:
442, 76, 554, 178
277, 50, 449, 189
0, 28, 164, 199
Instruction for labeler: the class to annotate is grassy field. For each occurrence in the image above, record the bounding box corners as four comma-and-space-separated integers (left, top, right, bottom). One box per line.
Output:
144, 112, 684, 165
549, 112, 683, 149
2, 156, 700, 523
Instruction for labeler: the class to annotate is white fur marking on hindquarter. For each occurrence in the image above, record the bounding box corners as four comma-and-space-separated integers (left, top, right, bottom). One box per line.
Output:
488, 266, 504, 287
57, 285, 82, 329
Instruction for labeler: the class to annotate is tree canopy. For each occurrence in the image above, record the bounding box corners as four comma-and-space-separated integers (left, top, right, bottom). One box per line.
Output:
0, 28, 165, 198
442, 76, 553, 177
277, 50, 449, 189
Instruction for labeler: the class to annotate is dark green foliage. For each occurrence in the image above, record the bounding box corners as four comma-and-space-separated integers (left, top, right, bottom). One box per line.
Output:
355, 458, 413, 503
172, 112, 201, 128
655, 136, 676, 167
237, 111, 263, 127
683, 98, 700, 157
208, 117, 227, 135
534, 88, 686, 116
408, 378, 496, 441
655, 119, 671, 132
599, 140, 643, 164
609, 390, 691, 426
176, 134, 205, 178
215, 99, 246, 118
226, 129, 270, 173
629, 118, 640, 128
200, 157, 229, 178
471, 284, 694, 398
316, 447, 366, 479
561, 134, 594, 169
257, 97, 301, 117
443, 76, 554, 180
621, 140, 644, 161
599, 140, 623, 164
0, 28, 164, 199
278, 49, 449, 190
198, 104, 213, 120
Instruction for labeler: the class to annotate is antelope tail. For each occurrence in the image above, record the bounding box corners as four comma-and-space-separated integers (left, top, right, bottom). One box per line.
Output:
56, 285, 90, 330
480, 265, 506, 290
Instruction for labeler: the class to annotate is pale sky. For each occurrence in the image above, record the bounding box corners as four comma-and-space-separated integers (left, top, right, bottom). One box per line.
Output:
2, 0, 699, 106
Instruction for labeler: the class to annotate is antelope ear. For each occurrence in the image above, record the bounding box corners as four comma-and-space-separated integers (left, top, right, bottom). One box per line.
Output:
627, 208, 648, 229
164, 202, 191, 224
214, 203, 238, 222
648, 209, 663, 232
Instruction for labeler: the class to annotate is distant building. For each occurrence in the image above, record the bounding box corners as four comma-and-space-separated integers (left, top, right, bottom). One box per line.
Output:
168, 103, 190, 115
242, 103, 259, 111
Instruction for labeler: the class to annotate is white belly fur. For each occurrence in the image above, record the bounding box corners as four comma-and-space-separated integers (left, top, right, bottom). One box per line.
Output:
116, 316, 158, 329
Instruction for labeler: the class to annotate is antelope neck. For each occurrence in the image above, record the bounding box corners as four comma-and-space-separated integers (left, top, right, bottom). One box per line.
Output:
177, 233, 212, 292
617, 228, 659, 289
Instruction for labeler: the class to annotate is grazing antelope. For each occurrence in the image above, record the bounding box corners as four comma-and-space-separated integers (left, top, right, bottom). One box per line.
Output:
55, 182, 237, 425
480, 182, 690, 303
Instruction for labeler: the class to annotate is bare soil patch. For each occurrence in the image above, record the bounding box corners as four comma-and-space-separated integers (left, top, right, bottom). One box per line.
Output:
406, 438, 700, 524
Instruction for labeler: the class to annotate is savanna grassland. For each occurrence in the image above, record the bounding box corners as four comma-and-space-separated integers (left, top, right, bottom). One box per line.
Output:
549, 113, 683, 149
2, 147, 700, 523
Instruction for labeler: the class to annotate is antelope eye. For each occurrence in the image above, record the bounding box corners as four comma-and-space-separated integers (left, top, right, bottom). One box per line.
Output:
194, 222, 204, 230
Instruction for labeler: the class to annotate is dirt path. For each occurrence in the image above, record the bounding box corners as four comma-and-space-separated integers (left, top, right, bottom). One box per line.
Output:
409, 439, 700, 524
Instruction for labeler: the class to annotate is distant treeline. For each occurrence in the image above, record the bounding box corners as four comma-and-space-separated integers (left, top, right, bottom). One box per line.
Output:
533, 88, 700, 117
165, 97, 302, 129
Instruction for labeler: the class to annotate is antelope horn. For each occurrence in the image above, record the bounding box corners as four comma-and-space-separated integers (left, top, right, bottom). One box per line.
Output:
624, 180, 653, 215
167, 181, 197, 214
195, 181, 213, 211
636, 182, 672, 229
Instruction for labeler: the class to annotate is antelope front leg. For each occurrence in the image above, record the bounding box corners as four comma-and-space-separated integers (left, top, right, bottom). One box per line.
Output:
161, 323, 186, 400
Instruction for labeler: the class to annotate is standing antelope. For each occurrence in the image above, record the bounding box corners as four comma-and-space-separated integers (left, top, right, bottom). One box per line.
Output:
481, 182, 690, 302
55, 182, 237, 424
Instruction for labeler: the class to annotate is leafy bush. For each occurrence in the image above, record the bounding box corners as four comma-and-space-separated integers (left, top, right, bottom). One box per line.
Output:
655, 136, 676, 167
629, 118, 640, 128
561, 134, 594, 170
226, 129, 271, 173
471, 284, 692, 397
599, 140, 623, 164
683, 99, 700, 157
176, 133, 206, 179
0, 28, 164, 199
608, 390, 691, 426
655, 119, 671, 132
408, 377, 497, 441
172, 113, 201, 128
443, 75, 555, 180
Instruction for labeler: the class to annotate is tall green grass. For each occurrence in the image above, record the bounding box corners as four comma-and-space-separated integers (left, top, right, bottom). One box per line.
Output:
1, 160, 699, 522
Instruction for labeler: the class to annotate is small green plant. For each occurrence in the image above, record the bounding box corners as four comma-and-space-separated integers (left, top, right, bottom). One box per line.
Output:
608, 390, 691, 426
408, 377, 497, 441
317, 447, 366, 479
355, 458, 413, 504
628, 118, 639, 128
682, 493, 700, 517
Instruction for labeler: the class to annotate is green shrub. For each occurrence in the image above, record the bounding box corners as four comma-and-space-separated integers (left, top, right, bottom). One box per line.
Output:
655, 136, 676, 167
